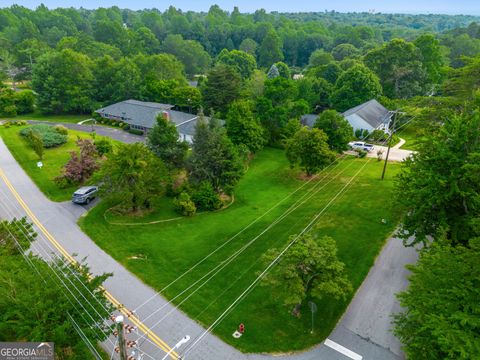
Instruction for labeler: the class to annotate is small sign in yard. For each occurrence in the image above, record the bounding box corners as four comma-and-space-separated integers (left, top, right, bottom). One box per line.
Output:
232, 331, 242, 338
37, 161, 43, 168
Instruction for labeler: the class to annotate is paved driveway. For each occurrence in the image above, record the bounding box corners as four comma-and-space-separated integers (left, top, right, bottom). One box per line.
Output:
0, 137, 417, 360
27, 120, 145, 144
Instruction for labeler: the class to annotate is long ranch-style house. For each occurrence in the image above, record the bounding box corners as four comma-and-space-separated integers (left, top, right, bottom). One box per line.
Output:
95, 99, 208, 143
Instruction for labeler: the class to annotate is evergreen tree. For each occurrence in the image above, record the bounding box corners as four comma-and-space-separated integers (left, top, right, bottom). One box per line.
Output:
188, 117, 244, 193
258, 30, 283, 68
147, 114, 189, 168
226, 100, 266, 153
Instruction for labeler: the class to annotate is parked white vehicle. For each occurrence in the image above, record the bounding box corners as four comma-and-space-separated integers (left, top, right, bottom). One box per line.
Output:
348, 141, 375, 152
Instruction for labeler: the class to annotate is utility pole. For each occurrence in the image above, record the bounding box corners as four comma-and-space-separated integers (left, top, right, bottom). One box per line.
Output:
115, 315, 128, 360
381, 111, 398, 180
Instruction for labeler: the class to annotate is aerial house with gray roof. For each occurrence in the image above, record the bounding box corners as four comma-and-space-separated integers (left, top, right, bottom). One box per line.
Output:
301, 99, 393, 135
95, 99, 203, 143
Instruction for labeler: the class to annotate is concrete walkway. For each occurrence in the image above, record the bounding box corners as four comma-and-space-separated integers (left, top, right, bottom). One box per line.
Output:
0, 136, 417, 360
393, 138, 406, 149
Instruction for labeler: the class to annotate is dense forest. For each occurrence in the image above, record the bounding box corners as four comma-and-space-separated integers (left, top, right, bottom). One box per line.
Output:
0, 5, 480, 122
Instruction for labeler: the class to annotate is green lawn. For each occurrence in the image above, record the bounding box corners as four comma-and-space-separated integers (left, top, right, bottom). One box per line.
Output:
399, 126, 426, 151
80, 148, 402, 353
1, 112, 90, 124
0, 124, 113, 201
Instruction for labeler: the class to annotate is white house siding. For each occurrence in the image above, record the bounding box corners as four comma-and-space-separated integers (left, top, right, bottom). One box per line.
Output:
344, 114, 374, 133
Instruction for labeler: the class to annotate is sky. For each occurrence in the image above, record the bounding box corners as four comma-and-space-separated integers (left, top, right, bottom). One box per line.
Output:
1, 0, 480, 15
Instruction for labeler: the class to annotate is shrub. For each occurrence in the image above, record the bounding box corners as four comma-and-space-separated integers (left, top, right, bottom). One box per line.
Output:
173, 192, 197, 217
123, 125, 130, 131
2, 105, 17, 117
128, 129, 144, 136
355, 149, 367, 158
94, 138, 112, 156
19, 125, 67, 148
54, 125, 68, 135
14, 90, 35, 114
3, 121, 11, 128
191, 182, 222, 211
370, 129, 388, 142
25, 129, 44, 160
354, 128, 370, 140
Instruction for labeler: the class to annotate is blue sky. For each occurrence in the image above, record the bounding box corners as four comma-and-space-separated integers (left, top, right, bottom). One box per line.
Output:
2, 0, 480, 15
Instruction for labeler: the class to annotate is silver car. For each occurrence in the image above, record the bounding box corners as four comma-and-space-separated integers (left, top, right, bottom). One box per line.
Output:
72, 186, 98, 204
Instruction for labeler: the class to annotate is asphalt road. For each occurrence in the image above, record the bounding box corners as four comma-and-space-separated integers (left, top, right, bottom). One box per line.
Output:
0, 136, 418, 360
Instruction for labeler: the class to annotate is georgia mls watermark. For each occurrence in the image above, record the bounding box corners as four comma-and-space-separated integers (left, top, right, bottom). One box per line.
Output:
0, 343, 54, 360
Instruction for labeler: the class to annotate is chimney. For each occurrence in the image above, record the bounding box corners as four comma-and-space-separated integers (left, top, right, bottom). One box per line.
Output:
162, 111, 170, 121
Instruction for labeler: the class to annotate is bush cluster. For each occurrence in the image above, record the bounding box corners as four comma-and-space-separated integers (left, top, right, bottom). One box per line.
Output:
190, 182, 222, 211
173, 192, 197, 216
2, 120, 27, 128
128, 128, 144, 136
19, 125, 67, 148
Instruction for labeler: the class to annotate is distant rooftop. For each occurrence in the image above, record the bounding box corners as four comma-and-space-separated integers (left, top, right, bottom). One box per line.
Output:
343, 99, 391, 128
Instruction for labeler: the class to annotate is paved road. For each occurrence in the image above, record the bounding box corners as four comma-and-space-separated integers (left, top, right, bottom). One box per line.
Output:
0, 136, 417, 360
27, 120, 145, 144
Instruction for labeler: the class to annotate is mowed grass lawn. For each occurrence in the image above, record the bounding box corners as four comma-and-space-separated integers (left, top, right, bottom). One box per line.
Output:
0, 125, 114, 201
80, 148, 402, 353
0, 111, 90, 124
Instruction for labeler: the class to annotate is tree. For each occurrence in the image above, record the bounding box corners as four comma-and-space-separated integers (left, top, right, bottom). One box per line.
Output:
98, 143, 167, 212
395, 111, 480, 247
161, 34, 211, 76
258, 30, 283, 68
314, 110, 353, 152
201, 64, 242, 116
0, 218, 113, 359
364, 38, 427, 98
394, 238, 480, 360
274, 61, 291, 79
286, 127, 336, 176
226, 100, 266, 153
31, 49, 94, 114
261, 234, 352, 316
444, 56, 480, 100
188, 117, 244, 193
414, 33, 445, 86
217, 49, 257, 79
57, 139, 99, 184
147, 114, 189, 168
331, 64, 382, 112
308, 49, 334, 67
332, 43, 359, 61
239, 38, 258, 55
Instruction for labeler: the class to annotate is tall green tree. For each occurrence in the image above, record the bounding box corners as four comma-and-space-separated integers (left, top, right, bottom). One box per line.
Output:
286, 127, 336, 176
331, 64, 382, 112
261, 234, 352, 316
147, 114, 189, 168
98, 143, 167, 212
364, 38, 427, 98
414, 33, 445, 86
258, 30, 283, 68
395, 111, 480, 246
31, 49, 94, 113
201, 64, 242, 116
188, 117, 244, 193
226, 100, 266, 153
161, 34, 211, 76
217, 49, 257, 79
314, 110, 353, 152
394, 238, 480, 360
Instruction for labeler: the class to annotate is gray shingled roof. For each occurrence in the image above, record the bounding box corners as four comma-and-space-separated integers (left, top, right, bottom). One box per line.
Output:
342, 99, 391, 128
300, 114, 318, 128
95, 100, 223, 136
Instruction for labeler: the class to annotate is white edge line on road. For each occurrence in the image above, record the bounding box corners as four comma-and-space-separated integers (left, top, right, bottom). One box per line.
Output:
324, 339, 363, 360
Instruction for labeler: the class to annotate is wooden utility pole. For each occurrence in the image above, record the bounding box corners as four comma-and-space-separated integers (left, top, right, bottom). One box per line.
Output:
381, 111, 397, 180
115, 315, 128, 360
